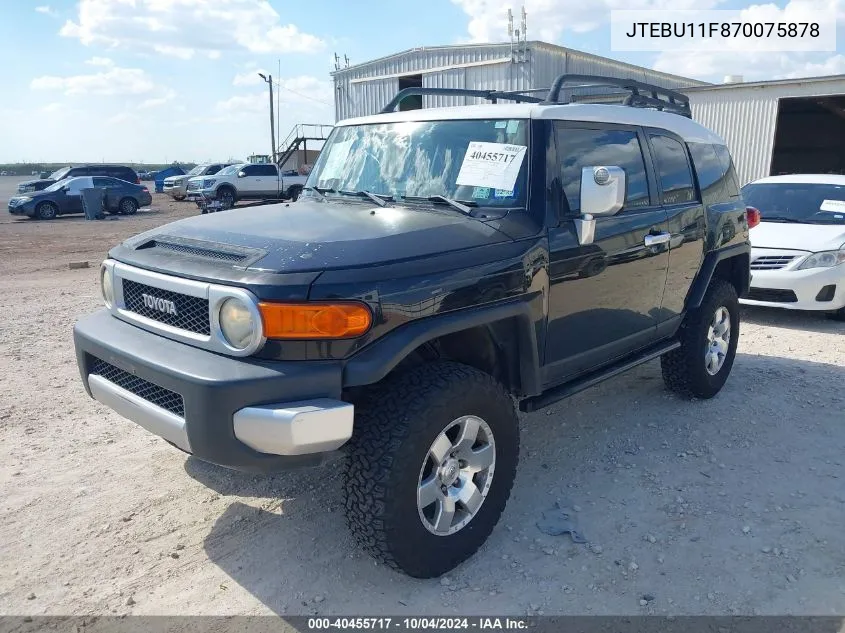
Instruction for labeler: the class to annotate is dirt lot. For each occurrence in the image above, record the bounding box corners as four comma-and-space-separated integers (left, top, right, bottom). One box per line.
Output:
1, 180, 843, 617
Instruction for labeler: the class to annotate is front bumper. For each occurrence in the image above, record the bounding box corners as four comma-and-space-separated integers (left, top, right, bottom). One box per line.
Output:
163, 181, 188, 198
74, 310, 353, 473
740, 265, 845, 311
8, 202, 34, 216
185, 187, 216, 201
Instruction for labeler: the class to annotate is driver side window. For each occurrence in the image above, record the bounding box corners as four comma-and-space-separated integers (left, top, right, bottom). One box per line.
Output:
555, 126, 650, 215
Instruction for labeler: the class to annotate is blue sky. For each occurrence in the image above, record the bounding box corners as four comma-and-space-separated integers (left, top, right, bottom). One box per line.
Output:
0, 0, 842, 163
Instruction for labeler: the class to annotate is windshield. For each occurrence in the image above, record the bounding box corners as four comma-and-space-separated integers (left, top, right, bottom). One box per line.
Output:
49, 167, 70, 181
742, 182, 845, 225
186, 165, 205, 176
216, 164, 242, 176
306, 119, 529, 206
44, 178, 72, 192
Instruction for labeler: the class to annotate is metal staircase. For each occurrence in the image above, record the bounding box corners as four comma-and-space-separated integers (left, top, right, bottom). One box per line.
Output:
276, 123, 333, 168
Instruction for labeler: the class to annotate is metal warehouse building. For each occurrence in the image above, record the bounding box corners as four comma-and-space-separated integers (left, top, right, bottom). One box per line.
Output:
332, 42, 845, 186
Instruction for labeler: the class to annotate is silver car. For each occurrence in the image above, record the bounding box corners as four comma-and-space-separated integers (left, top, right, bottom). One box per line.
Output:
163, 163, 232, 200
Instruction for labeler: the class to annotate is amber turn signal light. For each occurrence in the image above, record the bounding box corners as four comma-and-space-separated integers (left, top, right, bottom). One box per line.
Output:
258, 302, 373, 339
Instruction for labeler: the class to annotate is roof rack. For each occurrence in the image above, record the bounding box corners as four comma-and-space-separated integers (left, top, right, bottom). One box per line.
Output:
380, 87, 543, 113
543, 74, 692, 118
379, 74, 692, 118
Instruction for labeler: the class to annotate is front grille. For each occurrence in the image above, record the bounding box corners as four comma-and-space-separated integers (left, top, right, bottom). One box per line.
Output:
747, 287, 798, 303
750, 255, 797, 270
121, 279, 210, 335
152, 241, 247, 263
187, 181, 200, 191
90, 357, 184, 417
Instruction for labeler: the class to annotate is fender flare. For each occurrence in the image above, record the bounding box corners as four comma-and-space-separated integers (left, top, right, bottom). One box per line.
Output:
686, 242, 751, 309
342, 297, 542, 397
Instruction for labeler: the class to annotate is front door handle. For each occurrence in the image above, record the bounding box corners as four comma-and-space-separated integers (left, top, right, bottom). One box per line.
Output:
644, 233, 671, 247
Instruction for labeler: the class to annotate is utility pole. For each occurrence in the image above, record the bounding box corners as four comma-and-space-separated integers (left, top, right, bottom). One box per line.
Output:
259, 73, 277, 164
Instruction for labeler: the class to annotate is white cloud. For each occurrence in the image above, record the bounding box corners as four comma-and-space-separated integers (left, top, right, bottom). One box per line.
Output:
35, 5, 58, 17
107, 112, 133, 125
85, 56, 114, 67
451, 0, 725, 42
40, 102, 63, 113
60, 0, 325, 59
138, 89, 177, 109
31, 65, 158, 96
233, 69, 268, 87
652, 0, 845, 81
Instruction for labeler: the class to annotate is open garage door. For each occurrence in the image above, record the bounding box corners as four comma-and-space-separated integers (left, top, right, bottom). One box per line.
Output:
770, 95, 845, 176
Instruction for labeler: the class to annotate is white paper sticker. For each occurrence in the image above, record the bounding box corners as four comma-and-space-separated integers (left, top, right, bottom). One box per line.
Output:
820, 199, 845, 212
319, 139, 354, 181
472, 187, 491, 199
456, 142, 527, 191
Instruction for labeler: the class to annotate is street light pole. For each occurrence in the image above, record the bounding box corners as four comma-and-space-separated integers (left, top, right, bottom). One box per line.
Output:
258, 73, 277, 164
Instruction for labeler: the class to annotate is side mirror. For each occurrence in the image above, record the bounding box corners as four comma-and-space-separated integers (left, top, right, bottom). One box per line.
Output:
237, 171, 246, 178
575, 166, 626, 246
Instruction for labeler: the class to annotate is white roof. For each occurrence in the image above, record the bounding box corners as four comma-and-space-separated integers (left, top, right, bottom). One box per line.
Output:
749, 174, 845, 186
338, 103, 725, 145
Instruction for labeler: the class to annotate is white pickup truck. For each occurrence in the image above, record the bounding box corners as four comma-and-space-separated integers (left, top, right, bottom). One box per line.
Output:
185, 162, 307, 209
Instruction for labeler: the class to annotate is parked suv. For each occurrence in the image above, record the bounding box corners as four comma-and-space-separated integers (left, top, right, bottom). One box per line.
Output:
17, 165, 139, 193
73, 76, 751, 578
163, 163, 233, 200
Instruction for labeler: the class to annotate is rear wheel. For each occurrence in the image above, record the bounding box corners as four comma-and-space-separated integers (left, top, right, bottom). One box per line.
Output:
344, 361, 519, 578
217, 187, 235, 210
661, 279, 739, 399
174, 194, 186, 201
119, 198, 138, 215
35, 201, 58, 220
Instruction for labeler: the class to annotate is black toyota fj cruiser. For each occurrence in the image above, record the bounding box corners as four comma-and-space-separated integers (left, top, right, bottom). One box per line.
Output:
74, 76, 752, 578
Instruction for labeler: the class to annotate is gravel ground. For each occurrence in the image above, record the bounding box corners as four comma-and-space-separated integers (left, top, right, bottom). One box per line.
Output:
0, 187, 843, 616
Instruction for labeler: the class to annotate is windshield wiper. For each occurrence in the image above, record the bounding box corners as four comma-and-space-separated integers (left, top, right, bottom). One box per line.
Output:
403, 195, 477, 216
760, 216, 804, 223
338, 190, 393, 207
303, 185, 329, 200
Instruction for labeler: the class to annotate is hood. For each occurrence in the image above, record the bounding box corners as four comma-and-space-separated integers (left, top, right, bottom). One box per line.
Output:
18, 179, 55, 188
164, 175, 187, 183
123, 198, 514, 273
751, 221, 845, 252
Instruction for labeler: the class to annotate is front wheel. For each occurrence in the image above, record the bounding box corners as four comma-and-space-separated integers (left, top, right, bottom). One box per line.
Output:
119, 197, 138, 215
661, 279, 739, 399
344, 362, 519, 578
217, 187, 235, 210
35, 201, 58, 220
288, 186, 302, 201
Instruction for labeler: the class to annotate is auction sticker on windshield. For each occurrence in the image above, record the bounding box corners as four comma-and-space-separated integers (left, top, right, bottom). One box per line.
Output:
456, 142, 527, 191
820, 199, 845, 213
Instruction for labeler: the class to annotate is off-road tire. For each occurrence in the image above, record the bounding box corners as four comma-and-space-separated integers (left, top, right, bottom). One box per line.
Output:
34, 201, 58, 220
661, 278, 739, 399
344, 361, 519, 578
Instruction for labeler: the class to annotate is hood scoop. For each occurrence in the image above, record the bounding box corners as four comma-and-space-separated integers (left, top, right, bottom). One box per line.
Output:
134, 235, 266, 267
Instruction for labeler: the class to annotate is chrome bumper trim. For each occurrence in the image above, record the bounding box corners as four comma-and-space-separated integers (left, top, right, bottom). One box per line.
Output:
88, 374, 192, 453
233, 399, 354, 456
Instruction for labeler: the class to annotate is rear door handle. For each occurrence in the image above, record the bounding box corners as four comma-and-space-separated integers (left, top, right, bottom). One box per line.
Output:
644, 233, 671, 247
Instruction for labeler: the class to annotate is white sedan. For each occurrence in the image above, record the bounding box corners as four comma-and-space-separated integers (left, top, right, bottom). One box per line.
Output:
740, 174, 845, 321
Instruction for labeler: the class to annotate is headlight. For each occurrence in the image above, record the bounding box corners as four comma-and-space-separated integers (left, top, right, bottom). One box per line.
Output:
100, 265, 114, 308
202, 179, 216, 188
219, 297, 259, 350
796, 249, 845, 270
17, 196, 32, 203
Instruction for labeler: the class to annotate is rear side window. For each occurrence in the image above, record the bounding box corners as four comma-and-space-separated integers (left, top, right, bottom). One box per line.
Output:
555, 126, 650, 214
713, 145, 741, 196
244, 164, 277, 176
649, 135, 696, 205
689, 142, 738, 201
113, 167, 137, 182
68, 167, 88, 177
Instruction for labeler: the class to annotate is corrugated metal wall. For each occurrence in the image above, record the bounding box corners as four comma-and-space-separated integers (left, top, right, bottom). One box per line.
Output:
333, 42, 706, 120
686, 78, 845, 184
